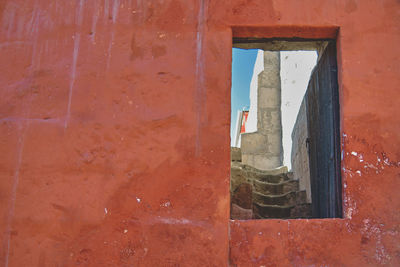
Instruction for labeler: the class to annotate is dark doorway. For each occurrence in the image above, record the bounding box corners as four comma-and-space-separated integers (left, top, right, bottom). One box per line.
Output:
306, 41, 342, 218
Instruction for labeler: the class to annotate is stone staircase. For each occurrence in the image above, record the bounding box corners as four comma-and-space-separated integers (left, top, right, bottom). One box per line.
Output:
230, 148, 311, 220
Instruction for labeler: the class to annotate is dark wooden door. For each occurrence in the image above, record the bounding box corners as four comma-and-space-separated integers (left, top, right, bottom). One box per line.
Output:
306, 41, 342, 218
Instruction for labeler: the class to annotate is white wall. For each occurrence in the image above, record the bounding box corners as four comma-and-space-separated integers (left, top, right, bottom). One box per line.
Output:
245, 50, 264, 133
231, 110, 242, 147
280, 51, 317, 169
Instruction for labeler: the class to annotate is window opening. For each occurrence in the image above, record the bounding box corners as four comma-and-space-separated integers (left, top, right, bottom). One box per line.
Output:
230, 39, 342, 219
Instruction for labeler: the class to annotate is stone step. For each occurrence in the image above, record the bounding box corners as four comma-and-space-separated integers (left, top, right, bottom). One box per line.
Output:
253, 203, 293, 218
231, 203, 253, 220
231, 164, 291, 185
240, 164, 291, 183
253, 202, 312, 219
253, 179, 299, 195
252, 190, 307, 206
241, 164, 289, 176
251, 173, 290, 183
290, 203, 312, 219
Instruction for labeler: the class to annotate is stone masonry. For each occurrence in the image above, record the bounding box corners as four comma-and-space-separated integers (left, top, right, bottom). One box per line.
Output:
241, 51, 283, 170
230, 148, 311, 220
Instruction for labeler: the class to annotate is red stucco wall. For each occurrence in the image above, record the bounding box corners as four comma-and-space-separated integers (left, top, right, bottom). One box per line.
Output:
0, 0, 399, 266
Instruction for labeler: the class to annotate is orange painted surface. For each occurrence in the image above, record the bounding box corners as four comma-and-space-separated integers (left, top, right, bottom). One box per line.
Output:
240, 111, 248, 133
0, 0, 399, 266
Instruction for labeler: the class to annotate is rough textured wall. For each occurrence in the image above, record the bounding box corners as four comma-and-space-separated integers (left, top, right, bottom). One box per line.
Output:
222, 0, 400, 265
241, 51, 283, 170
0, 1, 230, 266
291, 98, 311, 203
0, 0, 400, 266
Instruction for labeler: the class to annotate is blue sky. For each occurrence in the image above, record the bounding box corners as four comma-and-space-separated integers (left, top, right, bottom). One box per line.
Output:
231, 48, 258, 141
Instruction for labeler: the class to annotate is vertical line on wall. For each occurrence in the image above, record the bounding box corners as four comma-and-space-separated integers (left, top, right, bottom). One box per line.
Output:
104, 0, 110, 20
2, 1, 40, 264
3, 121, 28, 267
106, 0, 120, 70
195, 0, 207, 156
64, 0, 85, 129
90, 0, 100, 43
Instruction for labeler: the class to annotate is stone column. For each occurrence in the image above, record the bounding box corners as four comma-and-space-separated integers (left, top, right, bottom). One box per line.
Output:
241, 51, 283, 170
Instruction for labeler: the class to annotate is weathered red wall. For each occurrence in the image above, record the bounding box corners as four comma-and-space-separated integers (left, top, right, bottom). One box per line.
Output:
0, 0, 399, 266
